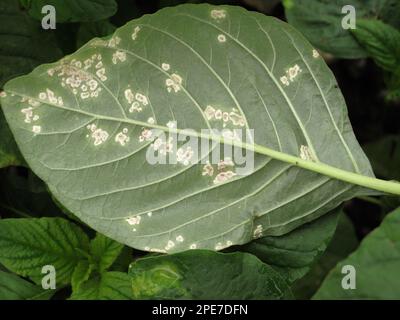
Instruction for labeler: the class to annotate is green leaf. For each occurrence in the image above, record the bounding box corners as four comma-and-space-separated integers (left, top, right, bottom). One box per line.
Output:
0, 0, 62, 88
292, 213, 358, 299
313, 206, 400, 299
242, 208, 341, 284
0, 217, 90, 285
363, 135, 400, 181
284, 0, 400, 59
0, 269, 54, 300
90, 233, 124, 272
20, 0, 118, 23
351, 19, 400, 72
1, 4, 386, 253
71, 260, 93, 292
77, 21, 117, 48
129, 250, 291, 299
70, 271, 132, 300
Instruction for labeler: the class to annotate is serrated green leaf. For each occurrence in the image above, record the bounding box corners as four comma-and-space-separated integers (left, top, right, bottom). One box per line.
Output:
20, 0, 118, 23
77, 21, 117, 49
0, 269, 54, 300
71, 260, 93, 292
0, 0, 62, 88
351, 19, 400, 72
70, 271, 132, 300
90, 233, 124, 272
0, 217, 90, 285
284, 0, 400, 59
1, 4, 388, 254
242, 208, 341, 284
129, 250, 291, 299
313, 206, 400, 299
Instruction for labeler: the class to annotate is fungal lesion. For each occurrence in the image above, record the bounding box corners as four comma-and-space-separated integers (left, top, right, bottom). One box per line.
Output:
166, 73, 183, 93
201, 156, 237, 185
47, 55, 105, 100
299, 144, 317, 162
253, 224, 263, 239
115, 128, 130, 146
280, 64, 302, 87
112, 50, 127, 64
124, 88, 149, 113
86, 123, 109, 146
131, 26, 141, 40
204, 105, 246, 128
210, 9, 227, 20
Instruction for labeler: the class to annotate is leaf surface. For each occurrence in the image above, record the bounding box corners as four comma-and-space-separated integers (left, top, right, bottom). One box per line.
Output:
1, 4, 375, 252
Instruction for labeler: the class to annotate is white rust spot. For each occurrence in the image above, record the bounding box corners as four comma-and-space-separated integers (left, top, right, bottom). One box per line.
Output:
166, 73, 182, 93
126, 215, 141, 225
190, 243, 197, 249
131, 26, 141, 40
176, 146, 194, 166
213, 170, 236, 184
87, 123, 109, 146
0, 91, 7, 98
211, 9, 226, 20
32, 125, 41, 134
139, 128, 154, 142
253, 224, 263, 239
202, 162, 214, 177
165, 240, 175, 251
217, 34, 226, 43
312, 49, 320, 58
115, 128, 130, 146
147, 117, 155, 124
162, 63, 170, 71
176, 235, 184, 242
299, 145, 316, 162
147, 211, 152, 217
280, 64, 302, 87
112, 50, 127, 64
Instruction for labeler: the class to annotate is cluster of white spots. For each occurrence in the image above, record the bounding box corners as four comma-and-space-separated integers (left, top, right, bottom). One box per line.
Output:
151, 136, 173, 155
165, 240, 175, 251
115, 128, 130, 146
217, 157, 234, 171
166, 121, 176, 129
176, 235, 184, 242
221, 129, 241, 142
166, 73, 183, 93
210, 9, 226, 20
213, 170, 236, 185
299, 145, 316, 162
48, 56, 103, 99
147, 117, 155, 124
215, 240, 232, 250
112, 50, 127, 64
138, 128, 154, 142
86, 123, 109, 146
202, 161, 214, 176
0, 91, 6, 98
124, 88, 149, 113
32, 125, 41, 134
107, 36, 121, 48
312, 49, 320, 58
176, 146, 194, 166
253, 224, 263, 239
161, 63, 170, 71
131, 26, 141, 41
217, 34, 226, 43
38, 89, 63, 106
126, 215, 141, 226
21, 107, 39, 123
204, 105, 245, 127
147, 211, 152, 217
190, 243, 197, 249
280, 64, 302, 87
144, 246, 150, 251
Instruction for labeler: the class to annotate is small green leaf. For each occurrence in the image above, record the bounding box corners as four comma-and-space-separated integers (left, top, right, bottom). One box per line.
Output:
0, 269, 54, 300
90, 234, 124, 273
313, 206, 400, 299
20, 0, 118, 23
77, 21, 117, 48
0, 110, 24, 168
129, 250, 291, 299
0, 217, 90, 285
70, 271, 132, 300
71, 260, 93, 292
351, 19, 400, 72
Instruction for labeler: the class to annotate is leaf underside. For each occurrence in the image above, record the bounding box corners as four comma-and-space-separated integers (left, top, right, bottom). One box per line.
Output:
1, 4, 374, 253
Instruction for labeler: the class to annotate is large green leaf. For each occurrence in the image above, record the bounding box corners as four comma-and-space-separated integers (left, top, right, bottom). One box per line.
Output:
77, 21, 117, 49
20, 0, 118, 23
0, 217, 90, 285
129, 250, 290, 299
0, 0, 62, 88
0, 269, 54, 300
313, 207, 400, 299
284, 0, 400, 59
0, 4, 380, 253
